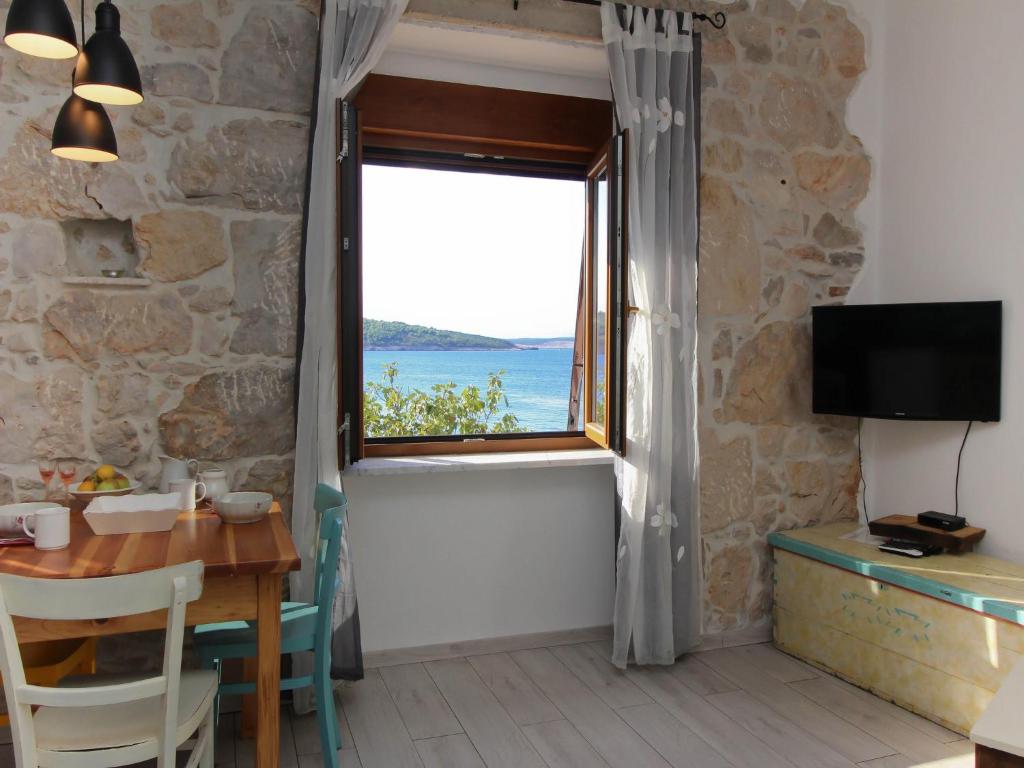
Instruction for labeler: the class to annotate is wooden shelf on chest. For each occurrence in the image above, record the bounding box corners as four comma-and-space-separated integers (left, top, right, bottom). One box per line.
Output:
868, 514, 987, 553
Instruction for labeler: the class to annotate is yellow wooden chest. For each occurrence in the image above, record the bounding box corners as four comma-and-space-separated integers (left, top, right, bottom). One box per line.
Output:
769, 523, 1024, 735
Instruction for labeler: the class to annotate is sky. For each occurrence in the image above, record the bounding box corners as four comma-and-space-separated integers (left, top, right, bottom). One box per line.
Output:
362, 164, 585, 339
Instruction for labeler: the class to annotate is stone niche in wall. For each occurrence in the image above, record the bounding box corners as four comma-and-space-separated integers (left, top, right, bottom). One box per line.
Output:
62, 219, 140, 278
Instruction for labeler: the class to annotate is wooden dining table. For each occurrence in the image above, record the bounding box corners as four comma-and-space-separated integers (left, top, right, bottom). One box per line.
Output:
0, 501, 300, 768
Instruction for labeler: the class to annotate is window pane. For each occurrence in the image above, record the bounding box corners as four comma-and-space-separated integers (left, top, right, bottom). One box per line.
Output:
591, 169, 608, 426
362, 164, 585, 439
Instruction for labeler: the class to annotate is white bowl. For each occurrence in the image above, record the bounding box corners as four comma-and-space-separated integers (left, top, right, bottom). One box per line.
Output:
214, 492, 272, 524
69, 477, 140, 501
0, 502, 62, 536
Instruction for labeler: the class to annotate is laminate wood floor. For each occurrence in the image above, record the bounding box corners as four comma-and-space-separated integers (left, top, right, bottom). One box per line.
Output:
0, 642, 976, 768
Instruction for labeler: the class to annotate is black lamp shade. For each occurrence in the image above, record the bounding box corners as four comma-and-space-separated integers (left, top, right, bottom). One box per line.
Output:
73, 2, 142, 106
51, 94, 118, 163
4, 0, 78, 60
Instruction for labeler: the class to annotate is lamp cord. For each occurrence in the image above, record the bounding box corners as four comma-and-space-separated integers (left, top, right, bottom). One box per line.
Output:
955, 420, 973, 519
860, 417, 868, 528
80, 0, 85, 48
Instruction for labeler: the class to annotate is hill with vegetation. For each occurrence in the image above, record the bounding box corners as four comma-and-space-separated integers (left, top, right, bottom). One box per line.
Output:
364, 320, 518, 351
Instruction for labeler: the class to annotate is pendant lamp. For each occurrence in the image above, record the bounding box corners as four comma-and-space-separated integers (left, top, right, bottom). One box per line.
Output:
3, 0, 78, 60
51, 91, 118, 163
4, 0, 144, 163
73, 1, 143, 106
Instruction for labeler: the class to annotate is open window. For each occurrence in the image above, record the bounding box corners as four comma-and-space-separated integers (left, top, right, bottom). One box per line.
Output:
337, 75, 626, 463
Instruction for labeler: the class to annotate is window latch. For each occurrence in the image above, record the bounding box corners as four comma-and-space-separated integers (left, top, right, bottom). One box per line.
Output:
339, 412, 351, 466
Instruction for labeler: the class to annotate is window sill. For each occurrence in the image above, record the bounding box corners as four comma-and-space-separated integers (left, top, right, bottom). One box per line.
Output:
344, 449, 615, 477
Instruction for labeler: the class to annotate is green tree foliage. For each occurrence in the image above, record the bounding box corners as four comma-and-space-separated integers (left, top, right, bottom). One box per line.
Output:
364, 362, 526, 437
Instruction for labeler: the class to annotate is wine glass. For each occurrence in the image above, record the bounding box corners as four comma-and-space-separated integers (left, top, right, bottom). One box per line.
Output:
57, 460, 76, 501
38, 459, 56, 500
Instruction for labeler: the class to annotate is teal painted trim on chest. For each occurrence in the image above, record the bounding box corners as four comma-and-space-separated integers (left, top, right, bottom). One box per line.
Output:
768, 532, 1024, 628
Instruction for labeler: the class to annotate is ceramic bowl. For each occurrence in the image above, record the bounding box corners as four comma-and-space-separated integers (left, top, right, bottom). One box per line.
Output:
0, 502, 61, 537
214, 492, 272, 524
69, 477, 141, 501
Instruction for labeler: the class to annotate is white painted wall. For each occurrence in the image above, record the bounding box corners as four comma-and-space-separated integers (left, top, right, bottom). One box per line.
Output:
345, 465, 615, 653
851, 1, 1024, 562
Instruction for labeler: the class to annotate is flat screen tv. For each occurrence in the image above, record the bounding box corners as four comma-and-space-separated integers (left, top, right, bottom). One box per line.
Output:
812, 301, 1002, 422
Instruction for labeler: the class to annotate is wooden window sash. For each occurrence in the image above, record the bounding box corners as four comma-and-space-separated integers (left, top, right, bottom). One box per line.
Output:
583, 143, 611, 449
337, 102, 365, 465
582, 133, 628, 455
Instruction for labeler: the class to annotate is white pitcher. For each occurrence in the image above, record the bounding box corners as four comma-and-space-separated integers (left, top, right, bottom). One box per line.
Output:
197, 468, 230, 503
158, 454, 198, 494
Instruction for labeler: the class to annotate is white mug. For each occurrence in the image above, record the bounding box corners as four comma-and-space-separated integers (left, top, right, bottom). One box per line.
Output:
22, 507, 71, 551
169, 478, 207, 512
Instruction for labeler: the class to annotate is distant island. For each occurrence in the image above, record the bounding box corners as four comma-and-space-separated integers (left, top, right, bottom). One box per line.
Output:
364, 320, 575, 351
505, 337, 575, 350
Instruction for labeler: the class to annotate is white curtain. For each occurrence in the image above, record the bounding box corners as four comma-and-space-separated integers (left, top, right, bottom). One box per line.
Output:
602, 2, 702, 667
291, 0, 408, 713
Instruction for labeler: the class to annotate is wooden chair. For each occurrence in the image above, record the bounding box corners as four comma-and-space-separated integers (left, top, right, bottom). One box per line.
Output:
195, 484, 347, 767
0, 561, 217, 768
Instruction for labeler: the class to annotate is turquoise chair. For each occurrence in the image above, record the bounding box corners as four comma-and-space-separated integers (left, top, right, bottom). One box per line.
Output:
194, 483, 347, 767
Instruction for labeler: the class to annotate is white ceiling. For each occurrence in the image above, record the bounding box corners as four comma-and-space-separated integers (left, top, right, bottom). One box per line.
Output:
373, 20, 611, 100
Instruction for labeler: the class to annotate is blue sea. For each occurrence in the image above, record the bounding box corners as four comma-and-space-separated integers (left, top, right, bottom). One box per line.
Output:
363, 349, 575, 432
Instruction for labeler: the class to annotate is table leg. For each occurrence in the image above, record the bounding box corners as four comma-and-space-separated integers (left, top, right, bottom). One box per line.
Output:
241, 657, 257, 739
255, 573, 282, 768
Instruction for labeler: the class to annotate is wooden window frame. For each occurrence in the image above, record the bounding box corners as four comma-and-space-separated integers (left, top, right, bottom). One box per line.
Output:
339, 76, 621, 462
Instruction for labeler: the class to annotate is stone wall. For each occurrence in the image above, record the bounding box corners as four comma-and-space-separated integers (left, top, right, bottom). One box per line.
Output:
695, 0, 869, 632
0, 0, 317, 524
0, 0, 871, 643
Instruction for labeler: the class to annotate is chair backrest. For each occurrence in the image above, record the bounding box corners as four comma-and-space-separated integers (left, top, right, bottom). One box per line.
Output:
0, 561, 204, 768
312, 484, 347, 671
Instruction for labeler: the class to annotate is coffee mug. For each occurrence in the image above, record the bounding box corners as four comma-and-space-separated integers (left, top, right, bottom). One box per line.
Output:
169, 478, 207, 512
22, 507, 71, 551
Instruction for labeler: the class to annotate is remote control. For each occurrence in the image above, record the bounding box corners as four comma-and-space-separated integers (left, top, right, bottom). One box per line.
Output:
879, 539, 942, 558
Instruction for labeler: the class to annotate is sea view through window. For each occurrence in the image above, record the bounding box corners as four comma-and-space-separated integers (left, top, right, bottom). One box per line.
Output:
362, 163, 586, 438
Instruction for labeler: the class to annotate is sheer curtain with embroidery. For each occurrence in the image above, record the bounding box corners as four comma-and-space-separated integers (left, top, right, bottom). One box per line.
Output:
602, 2, 702, 667
292, 0, 408, 712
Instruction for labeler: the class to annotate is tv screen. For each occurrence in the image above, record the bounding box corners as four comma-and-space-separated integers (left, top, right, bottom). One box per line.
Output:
812, 301, 1002, 422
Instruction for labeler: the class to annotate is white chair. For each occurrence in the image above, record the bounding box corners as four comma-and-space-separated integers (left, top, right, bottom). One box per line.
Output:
0, 561, 216, 768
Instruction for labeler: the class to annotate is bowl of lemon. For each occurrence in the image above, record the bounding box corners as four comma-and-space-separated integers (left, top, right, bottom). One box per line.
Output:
70, 464, 140, 501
